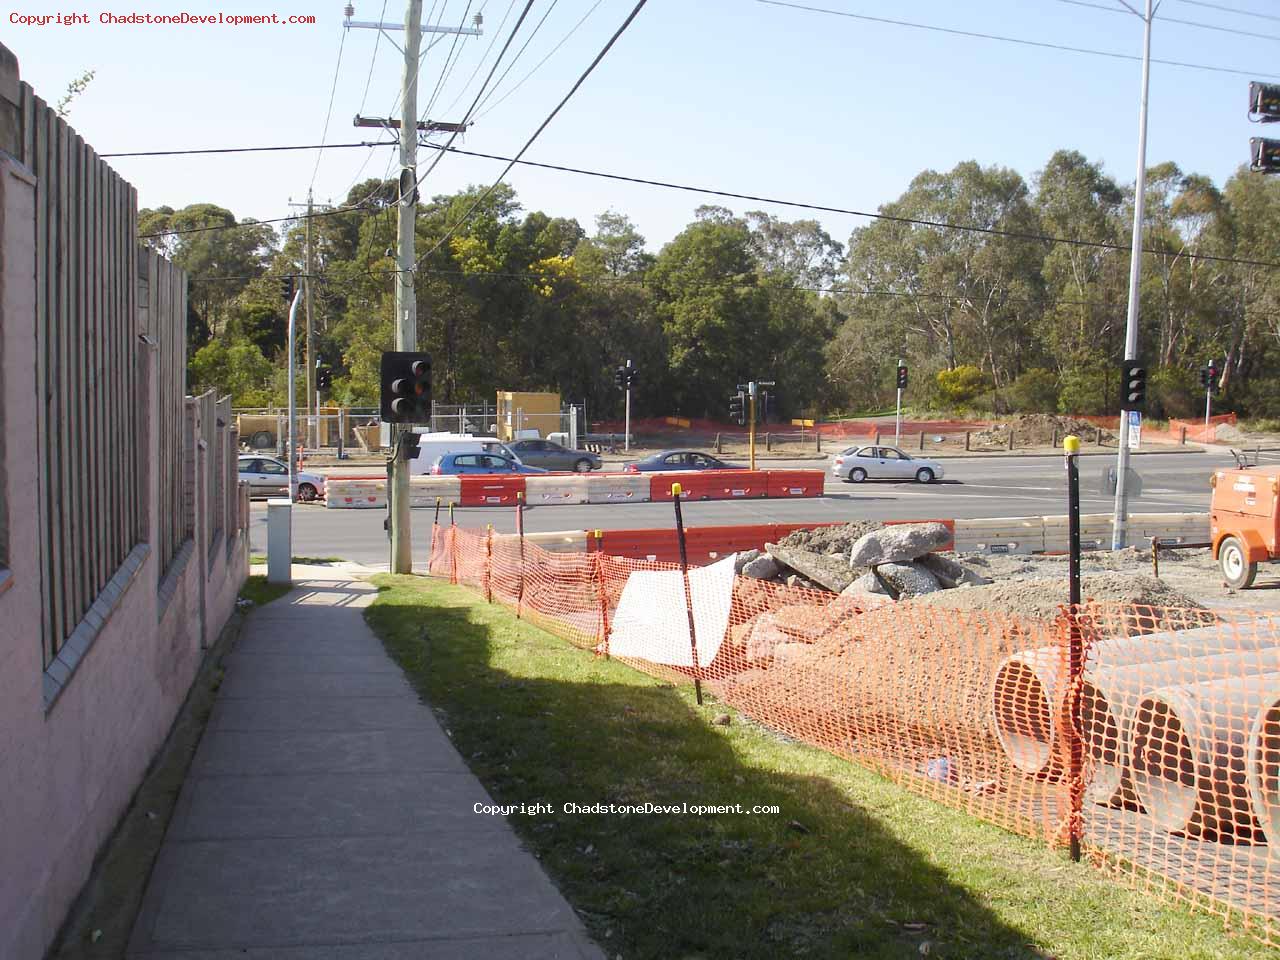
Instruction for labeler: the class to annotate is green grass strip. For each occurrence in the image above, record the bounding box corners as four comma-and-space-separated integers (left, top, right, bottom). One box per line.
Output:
366, 574, 1263, 960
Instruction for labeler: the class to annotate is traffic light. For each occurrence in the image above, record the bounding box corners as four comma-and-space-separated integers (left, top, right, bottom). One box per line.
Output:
317, 366, 332, 390
1199, 367, 1210, 389
729, 392, 745, 426
1250, 81, 1280, 122
625, 365, 636, 388
896, 364, 908, 389
281, 275, 295, 302
1119, 359, 1146, 411
1207, 360, 1220, 394
379, 351, 431, 423
614, 364, 636, 389
1251, 138, 1280, 173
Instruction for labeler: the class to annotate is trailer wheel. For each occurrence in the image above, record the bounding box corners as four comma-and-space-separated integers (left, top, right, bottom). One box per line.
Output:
1219, 536, 1258, 590
250, 430, 275, 450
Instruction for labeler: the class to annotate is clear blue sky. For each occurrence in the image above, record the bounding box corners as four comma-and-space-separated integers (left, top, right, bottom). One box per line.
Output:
7, 0, 1276, 252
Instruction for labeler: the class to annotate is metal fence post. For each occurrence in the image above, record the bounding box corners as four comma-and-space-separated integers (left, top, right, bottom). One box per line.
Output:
516, 495, 526, 619
485, 524, 493, 603
594, 533, 610, 658
1063, 435, 1084, 863
671, 483, 703, 706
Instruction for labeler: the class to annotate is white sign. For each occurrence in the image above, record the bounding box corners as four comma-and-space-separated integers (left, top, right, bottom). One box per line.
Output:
1127, 410, 1141, 449
607, 555, 737, 666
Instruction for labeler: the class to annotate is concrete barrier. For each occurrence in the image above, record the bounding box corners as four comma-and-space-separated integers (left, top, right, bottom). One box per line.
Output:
525, 475, 589, 505
953, 517, 1045, 554
585, 473, 650, 504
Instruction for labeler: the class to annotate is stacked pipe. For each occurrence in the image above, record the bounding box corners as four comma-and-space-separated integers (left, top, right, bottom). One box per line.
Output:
991, 620, 1280, 841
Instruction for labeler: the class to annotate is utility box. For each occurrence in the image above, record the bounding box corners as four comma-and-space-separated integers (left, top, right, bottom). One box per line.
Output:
266, 498, 292, 584
496, 391, 561, 441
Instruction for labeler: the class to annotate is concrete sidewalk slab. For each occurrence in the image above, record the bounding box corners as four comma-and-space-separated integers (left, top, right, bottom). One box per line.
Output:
128, 576, 601, 960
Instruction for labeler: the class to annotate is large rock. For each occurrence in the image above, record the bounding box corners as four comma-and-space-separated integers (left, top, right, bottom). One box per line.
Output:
917, 552, 992, 588
734, 549, 761, 573
741, 554, 781, 580
766, 542, 855, 593
745, 614, 790, 661
848, 523, 952, 567
852, 562, 942, 598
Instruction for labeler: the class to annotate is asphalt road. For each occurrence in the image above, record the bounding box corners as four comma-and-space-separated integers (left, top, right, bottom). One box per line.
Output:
249, 449, 1232, 568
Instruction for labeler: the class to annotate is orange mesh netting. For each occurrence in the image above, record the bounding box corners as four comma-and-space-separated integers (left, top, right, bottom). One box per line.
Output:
425, 523, 1280, 944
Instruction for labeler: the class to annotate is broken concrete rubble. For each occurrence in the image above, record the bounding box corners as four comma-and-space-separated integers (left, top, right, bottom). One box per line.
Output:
849, 522, 952, 567
765, 542, 856, 594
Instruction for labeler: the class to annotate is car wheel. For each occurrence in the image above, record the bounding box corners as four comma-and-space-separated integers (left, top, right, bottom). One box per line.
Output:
849, 468, 868, 483
573, 458, 592, 473
1219, 536, 1257, 590
250, 430, 275, 449
916, 467, 935, 483
297, 482, 318, 503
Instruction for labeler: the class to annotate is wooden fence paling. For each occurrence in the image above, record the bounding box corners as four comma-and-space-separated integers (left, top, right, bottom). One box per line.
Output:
20, 85, 161, 662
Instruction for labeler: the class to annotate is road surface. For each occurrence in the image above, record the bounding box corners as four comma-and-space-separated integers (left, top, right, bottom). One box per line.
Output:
250, 450, 1224, 568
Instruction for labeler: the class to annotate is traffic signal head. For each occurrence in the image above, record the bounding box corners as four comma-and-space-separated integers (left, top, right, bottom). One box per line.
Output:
1251, 138, 1280, 173
399, 431, 421, 462
1199, 367, 1210, 388
614, 365, 626, 389
317, 366, 332, 390
380, 351, 431, 423
281, 275, 296, 302
896, 364, 908, 389
1119, 359, 1146, 411
728, 391, 745, 426
1250, 82, 1280, 122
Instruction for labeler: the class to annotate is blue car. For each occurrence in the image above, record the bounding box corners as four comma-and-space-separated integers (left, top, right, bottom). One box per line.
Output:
430, 452, 548, 475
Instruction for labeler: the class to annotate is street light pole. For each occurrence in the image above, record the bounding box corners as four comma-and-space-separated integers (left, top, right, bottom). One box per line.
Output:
1112, 0, 1155, 551
286, 286, 304, 501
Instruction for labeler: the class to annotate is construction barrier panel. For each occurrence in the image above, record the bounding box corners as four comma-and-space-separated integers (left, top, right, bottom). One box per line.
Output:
647, 471, 731, 502
524, 475, 589, 505
410, 476, 461, 508
585, 473, 651, 504
953, 517, 1046, 554
766, 469, 825, 498
425, 522, 1280, 948
459, 475, 526, 507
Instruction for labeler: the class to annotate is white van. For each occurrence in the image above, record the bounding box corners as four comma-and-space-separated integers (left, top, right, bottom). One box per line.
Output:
406, 433, 521, 476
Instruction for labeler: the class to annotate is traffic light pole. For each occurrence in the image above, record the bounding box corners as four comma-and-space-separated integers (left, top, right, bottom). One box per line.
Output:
624, 358, 632, 453
1205, 377, 1212, 431
748, 384, 757, 471
1112, 0, 1154, 552
286, 287, 303, 501
389, 0, 423, 575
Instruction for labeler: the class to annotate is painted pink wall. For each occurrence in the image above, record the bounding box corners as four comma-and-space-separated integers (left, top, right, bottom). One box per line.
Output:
0, 153, 248, 960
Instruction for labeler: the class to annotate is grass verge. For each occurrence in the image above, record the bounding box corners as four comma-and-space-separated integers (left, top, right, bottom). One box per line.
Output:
365, 575, 1261, 960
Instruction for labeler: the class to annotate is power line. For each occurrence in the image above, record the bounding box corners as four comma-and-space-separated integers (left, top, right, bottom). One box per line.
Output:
756, 0, 1280, 79
438, 0, 521, 118
409, 0, 538, 194
470, 0, 561, 116
411, 141, 1280, 271
475, 0, 605, 120
130, 135, 1280, 271
102, 140, 395, 159
309, 27, 348, 192
1170, 0, 1280, 24
357, 0, 392, 114
419, 1, 475, 122
413, 0, 650, 269
1052, 0, 1280, 42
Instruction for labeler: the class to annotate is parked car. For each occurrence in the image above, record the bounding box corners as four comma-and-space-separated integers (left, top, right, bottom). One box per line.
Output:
429, 452, 548, 475
830, 445, 944, 483
622, 450, 746, 473
507, 438, 602, 472
237, 455, 327, 501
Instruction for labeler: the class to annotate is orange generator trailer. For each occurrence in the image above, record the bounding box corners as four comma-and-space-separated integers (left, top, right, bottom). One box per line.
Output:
1211, 464, 1280, 589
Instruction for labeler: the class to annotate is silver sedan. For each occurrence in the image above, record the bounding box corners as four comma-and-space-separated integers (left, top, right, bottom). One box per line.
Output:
830, 445, 945, 483
237, 455, 327, 502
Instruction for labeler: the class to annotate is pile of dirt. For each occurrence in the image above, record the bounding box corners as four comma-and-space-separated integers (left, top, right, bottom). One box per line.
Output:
776, 520, 884, 555
972, 414, 1114, 448
912, 572, 1210, 624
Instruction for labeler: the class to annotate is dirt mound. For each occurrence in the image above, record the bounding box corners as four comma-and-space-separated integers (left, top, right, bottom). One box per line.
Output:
973, 414, 1114, 448
911, 573, 1210, 626
777, 520, 883, 556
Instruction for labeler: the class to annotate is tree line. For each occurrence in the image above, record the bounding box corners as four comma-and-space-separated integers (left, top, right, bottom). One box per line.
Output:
142, 148, 1280, 423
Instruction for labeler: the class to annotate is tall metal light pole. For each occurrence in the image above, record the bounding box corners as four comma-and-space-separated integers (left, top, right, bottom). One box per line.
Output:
624, 358, 632, 452
286, 286, 304, 501
1111, 0, 1155, 551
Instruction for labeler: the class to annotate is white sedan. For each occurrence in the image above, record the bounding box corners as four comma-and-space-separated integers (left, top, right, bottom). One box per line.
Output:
831, 445, 945, 483
237, 455, 327, 502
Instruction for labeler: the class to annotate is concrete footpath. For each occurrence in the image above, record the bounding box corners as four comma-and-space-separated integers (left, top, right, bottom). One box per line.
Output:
128, 573, 602, 959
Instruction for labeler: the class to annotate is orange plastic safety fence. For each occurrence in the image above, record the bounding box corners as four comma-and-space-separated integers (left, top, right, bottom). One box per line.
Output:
424, 524, 1280, 945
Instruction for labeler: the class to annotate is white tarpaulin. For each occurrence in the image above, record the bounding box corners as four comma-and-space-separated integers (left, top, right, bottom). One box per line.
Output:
606, 554, 738, 666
